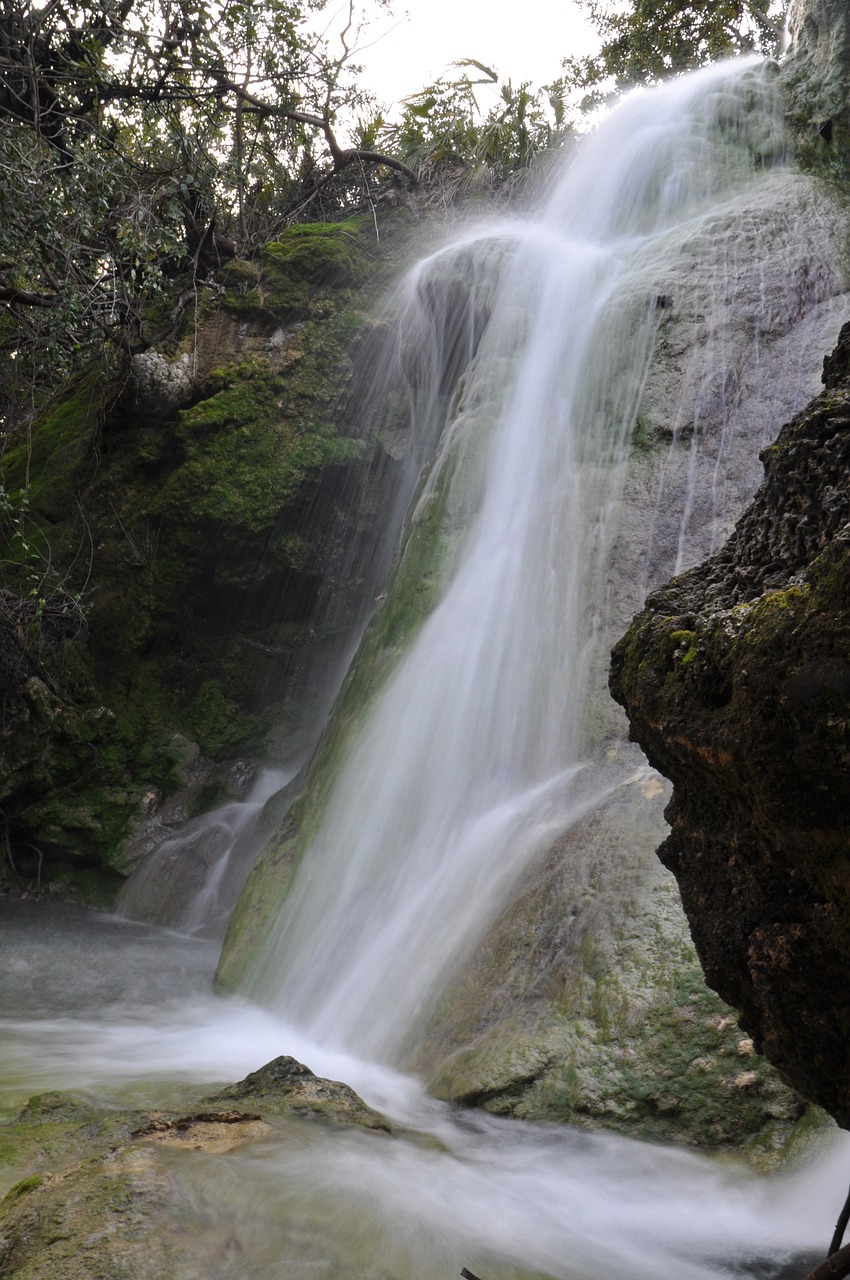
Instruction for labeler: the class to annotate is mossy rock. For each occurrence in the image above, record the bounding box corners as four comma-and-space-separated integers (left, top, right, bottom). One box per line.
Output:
0, 1058, 395, 1279
216, 344, 506, 990
265, 218, 369, 282
0, 369, 106, 522
154, 356, 364, 536
181, 679, 260, 757
0, 221, 411, 886
610, 321, 850, 1128
209, 1055, 393, 1131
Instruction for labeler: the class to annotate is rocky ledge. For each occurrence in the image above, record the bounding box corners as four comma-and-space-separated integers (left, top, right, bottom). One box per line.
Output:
610, 323, 850, 1127
0, 1057, 393, 1278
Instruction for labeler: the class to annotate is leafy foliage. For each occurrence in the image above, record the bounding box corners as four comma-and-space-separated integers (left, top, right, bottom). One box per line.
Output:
565, 0, 784, 107
0, 0, 412, 428
380, 60, 571, 190
0, 0, 788, 430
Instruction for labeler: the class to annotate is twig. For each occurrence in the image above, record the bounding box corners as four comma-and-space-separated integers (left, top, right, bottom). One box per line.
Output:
25, 843, 43, 891
801, 1243, 850, 1280
830, 1182, 850, 1257
0, 808, 22, 884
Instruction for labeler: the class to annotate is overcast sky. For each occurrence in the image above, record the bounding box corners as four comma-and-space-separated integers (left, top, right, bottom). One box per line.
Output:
334, 0, 599, 113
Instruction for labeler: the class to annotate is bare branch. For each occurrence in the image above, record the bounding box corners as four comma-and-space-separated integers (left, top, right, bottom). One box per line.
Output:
0, 284, 56, 306
207, 71, 418, 183
801, 1241, 850, 1280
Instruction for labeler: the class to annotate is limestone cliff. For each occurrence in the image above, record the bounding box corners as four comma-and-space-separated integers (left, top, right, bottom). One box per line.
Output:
610, 321, 850, 1126
784, 0, 850, 131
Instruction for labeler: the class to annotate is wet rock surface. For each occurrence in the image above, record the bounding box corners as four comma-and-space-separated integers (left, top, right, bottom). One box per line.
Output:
0, 1057, 393, 1279
210, 1054, 393, 1131
610, 321, 850, 1126
218, 161, 848, 1153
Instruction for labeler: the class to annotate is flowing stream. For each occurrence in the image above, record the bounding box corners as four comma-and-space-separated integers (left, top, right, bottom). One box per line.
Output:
0, 900, 845, 1279
3, 57, 849, 1280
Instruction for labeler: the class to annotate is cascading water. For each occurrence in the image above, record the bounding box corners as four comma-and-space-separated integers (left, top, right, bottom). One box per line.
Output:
116, 765, 294, 935
237, 59, 814, 1063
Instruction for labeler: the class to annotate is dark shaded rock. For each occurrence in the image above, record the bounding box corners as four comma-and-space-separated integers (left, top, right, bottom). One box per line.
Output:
610, 321, 850, 1126
220, 1054, 316, 1093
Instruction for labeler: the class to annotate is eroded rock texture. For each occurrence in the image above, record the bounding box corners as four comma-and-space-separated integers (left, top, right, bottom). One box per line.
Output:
784, 0, 850, 127
610, 323, 850, 1125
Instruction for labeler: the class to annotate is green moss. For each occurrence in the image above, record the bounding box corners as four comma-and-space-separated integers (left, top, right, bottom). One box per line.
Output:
670, 628, 697, 664
265, 219, 368, 281
0, 218, 411, 885
631, 415, 656, 453
182, 680, 260, 758
217, 443, 465, 988
216, 819, 299, 991
218, 220, 372, 319
154, 352, 363, 541
0, 369, 106, 506
421, 859, 812, 1165
734, 584, 811, 637
793, 119, 850, 189
3, 1173, 42, 1202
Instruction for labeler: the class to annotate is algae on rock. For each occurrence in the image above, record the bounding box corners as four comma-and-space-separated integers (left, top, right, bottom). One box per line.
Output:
216, 236, 513, 991
0, 1057, 394, 1280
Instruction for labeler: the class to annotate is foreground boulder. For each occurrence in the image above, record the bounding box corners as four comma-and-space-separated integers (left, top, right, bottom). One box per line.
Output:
610, 322, 850, 1126
0, 1058, 393, 1278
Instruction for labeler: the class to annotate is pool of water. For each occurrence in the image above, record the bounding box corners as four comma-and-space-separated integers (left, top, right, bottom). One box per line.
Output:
0, 900, 842, 1280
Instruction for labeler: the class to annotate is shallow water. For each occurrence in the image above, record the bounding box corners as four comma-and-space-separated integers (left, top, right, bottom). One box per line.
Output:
0, 901, 843, 1280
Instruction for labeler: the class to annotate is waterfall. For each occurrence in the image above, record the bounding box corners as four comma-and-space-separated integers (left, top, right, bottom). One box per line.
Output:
239, 59, 809, 1061
5, 55, 850, 1280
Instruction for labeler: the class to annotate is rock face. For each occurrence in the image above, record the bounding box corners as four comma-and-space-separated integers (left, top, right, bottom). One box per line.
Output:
610, 322, 850, 1126
784, 0, 850, 126
0, 216, 417, 897
218, 149, 849, 1155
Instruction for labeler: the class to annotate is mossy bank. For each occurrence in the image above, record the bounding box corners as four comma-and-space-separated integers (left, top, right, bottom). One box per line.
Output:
0, 1057, 395, 1280
0, 214, 417, 899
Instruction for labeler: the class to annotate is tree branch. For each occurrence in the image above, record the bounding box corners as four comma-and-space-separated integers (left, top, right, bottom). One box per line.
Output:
0, 284, 56, 307
830, 1183, 850, 1258
801, 1243, 850, 1280
206, 70, 418, 184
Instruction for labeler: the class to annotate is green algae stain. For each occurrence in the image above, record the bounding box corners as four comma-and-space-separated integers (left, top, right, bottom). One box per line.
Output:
216, 439, 465, 992
182, 680, 261, 757
2, 1174, 42, 1203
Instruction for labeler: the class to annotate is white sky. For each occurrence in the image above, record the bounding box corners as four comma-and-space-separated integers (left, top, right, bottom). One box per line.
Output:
333, 0, 599, 114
